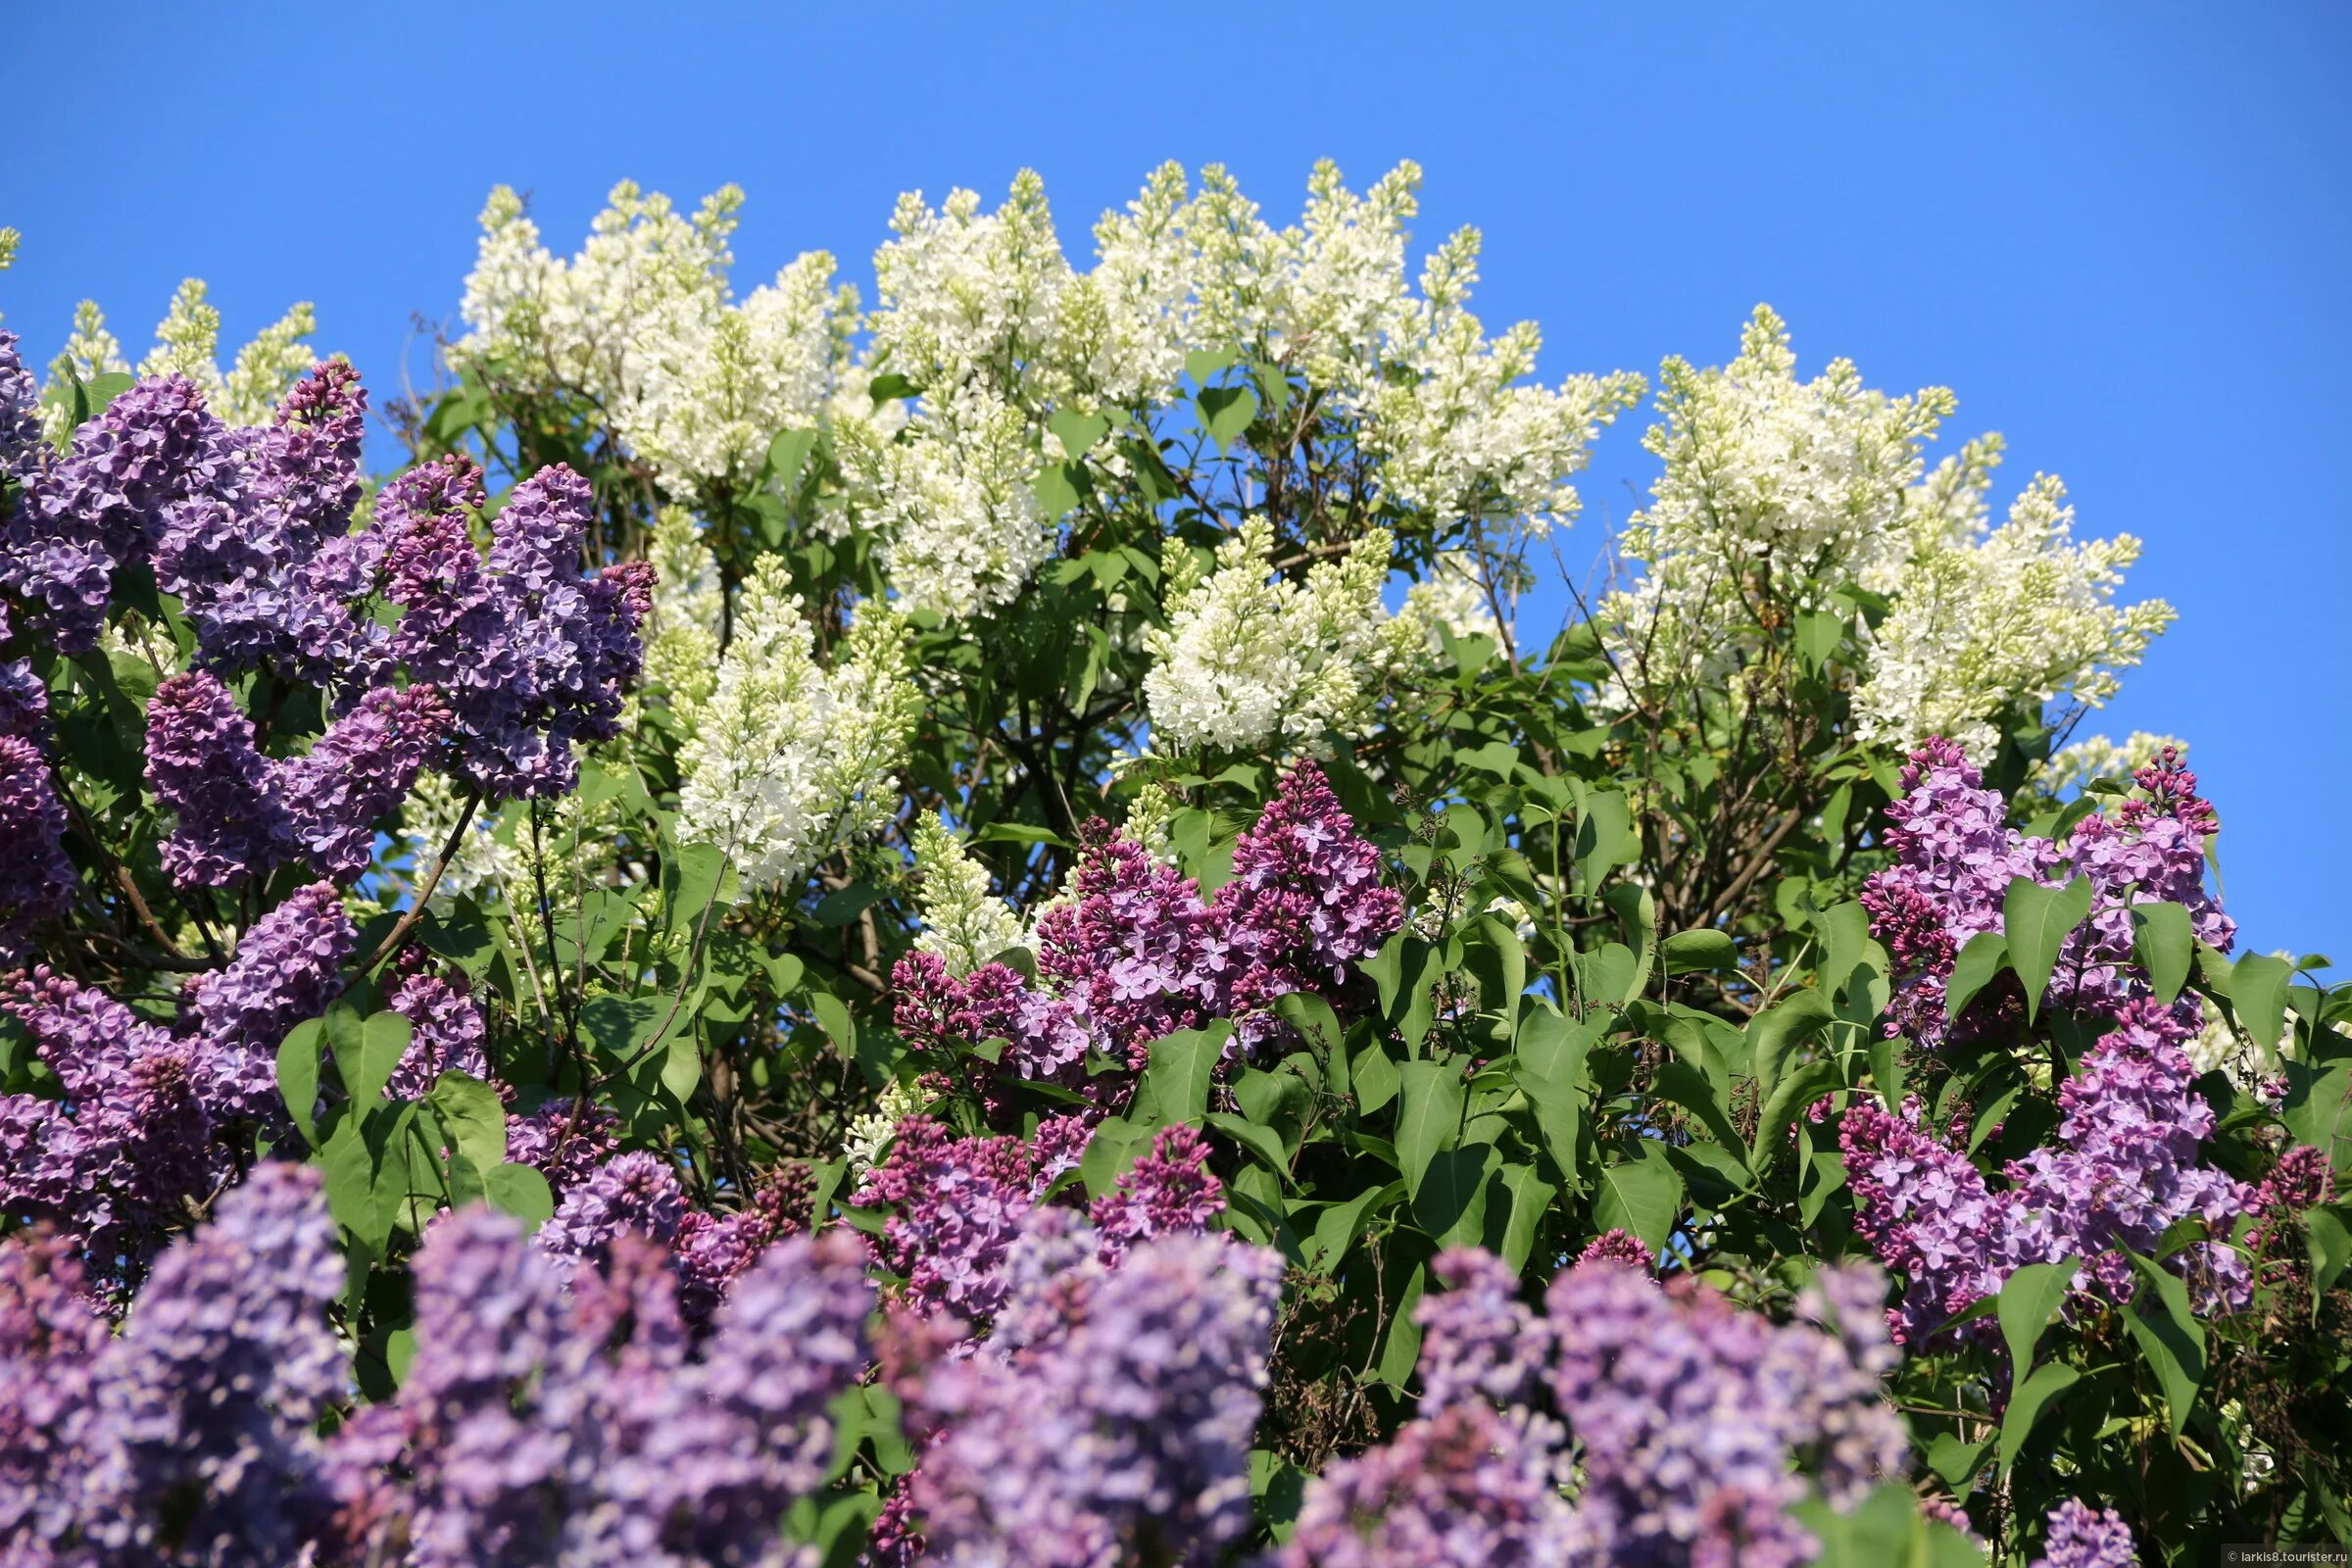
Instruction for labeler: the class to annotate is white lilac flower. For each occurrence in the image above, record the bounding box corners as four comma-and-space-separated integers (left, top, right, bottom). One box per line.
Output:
641, 505, 725, 730
1855, 473, 2173, 754
869, 170, 1073, 395
675, 558, 920, 892
2034, 731, 2191, 797
910, 815, 1027, 977
1143, 517, 1421, 753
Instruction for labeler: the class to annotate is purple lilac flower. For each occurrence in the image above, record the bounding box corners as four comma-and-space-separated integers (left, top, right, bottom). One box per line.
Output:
67, 1163, 344, 1567
182, 882, 356, 1127
2033, 1499, 2140, 1568
153, 362, 383, 683
1574, 1228, 1652, 1270
1090, 1122, 1224, 1264
536, 1150, 687, 1269
384, 964, 491, 1101
348, 1206, 872, 1568
0, 733, 74, 960
144, 668, 282, 889
505, 1097, 621, 1197
1861, 739, 2231, 1047
1280, 1402, 1576, 1568
1843, 999, 2257, 1344
894, 761, 1401, 1110
274, 681, 452, 879
0, 1228, 112, 1552
382, 458, 652, 801
856, 1116, 1044, 1320
672, 1163, 814, 1325
0, 328, 42, 475
2, 375, 233, 652
1415, 1246, 1548, 1411
907, 1230, 1282, 1567
0, 969, 217, 1288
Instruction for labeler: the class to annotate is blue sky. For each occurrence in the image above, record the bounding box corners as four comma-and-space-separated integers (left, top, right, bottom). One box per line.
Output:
6, 3, 2348, 960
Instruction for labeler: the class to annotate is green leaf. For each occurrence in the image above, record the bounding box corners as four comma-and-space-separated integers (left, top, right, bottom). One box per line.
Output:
1079, 1119, 1152, 1200
2305, 1205, 2351, 1311
2282, 1060, 2352, 1171
1751, 1056, 1840, 1179
1048, 408, 1109, 461
1650, 1060, 1749, 1171
1572, 787, 1639, 886
1746, 989, 1834, 1104
2119, 1250, 2206, 1437
1205, 1111, 1293, 1187
2129, 901, 2194, 1004
1352, 1032, 1400, 1117
1510, 1062, 1588, 1192
1591, 1144, 1682, 1256
2232, 951, 2292, 1054
765, 426, 817, 492
276, 1019, 323, 1148
1793, 608, 1845, 674
2003, 876, 2094, 1021
1184, 347, 1238, 383
1661, 929, 1738, 975
1410, 1143, 1499, 1248
1515, 1004, 1595, 1089
1495, 1163, 1555, 1271
426, 1071, 508, 1179
335, 1009, 413, 1112
1033, 461, 1082, 517
1304, 1180, 1403, 1273
1995, 1260, 2076, 1393
662, 841, 737, 937
1195, 383, 1257, 450
1997, 1360, 2082, 1475
485, 1161, 556, 1229
1945, 931, 2010, 1020
1395, 1057, 1467, 1200
809, 991, 857, 1063
1133, 1023, 1227, 1129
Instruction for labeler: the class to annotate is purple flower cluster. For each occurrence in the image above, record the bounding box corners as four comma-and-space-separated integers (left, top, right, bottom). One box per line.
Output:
0, 969, 217, 1288
2033, 1499, 2141, 1568
904, 1228, 1282, 1567
538, 1149, 689, 1265
0, 329, 41, 475
384, 962, 491, 1101
1283, 1251, 1908, 1568
151, 361, 385, 682
893, 762, 1402, 1106
145, 667, 451, 887
1, 374, 230, 653
0, 731, 73, 961
1861, 739, 2232, 1047
181, 881, 357, 1125
380, 458, 654, 800
345, 1207, 873, 1568
1842, 1000, 2255, 1345
1089, 1122, 1225, 1264
672, 1163, 814, 1324
0, 1164, 345, 1565
505, 1096, 623, 1196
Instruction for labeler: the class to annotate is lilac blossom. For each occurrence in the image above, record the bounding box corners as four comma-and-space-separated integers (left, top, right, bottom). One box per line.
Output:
1089, 1122, 1225, 1264
382, 458, 654, 801
2033, 1499, 2140, 1568
1279, 1402, 1575, 1568
182, 882, 356, 1127
0, 1229, 111, 1551
506, 1097, 622, 1196
0, 328, 41, 475
274, 681, 453, 879
0, 733, 74, 960
384, 964, 491, 1101
856, 1117, 1045, 1320
0, 969, 217, 1287
673, 1163, 814, 1325
906, 1229, 1282, 1567
1842, 999, 2256, 1344
537, 1149, 687, 1267
144, 667, 281, 888
2, 374, 232, 653
1217, 760, 1405, 1015
1414, 1246, 1548, 1411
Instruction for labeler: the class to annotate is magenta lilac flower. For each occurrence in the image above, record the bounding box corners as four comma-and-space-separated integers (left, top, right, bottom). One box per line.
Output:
0, 329, 41, 476
856, 1116, 1045, 1320
1217, 760, 1404, 1014
1090, 1122, 1225, 1264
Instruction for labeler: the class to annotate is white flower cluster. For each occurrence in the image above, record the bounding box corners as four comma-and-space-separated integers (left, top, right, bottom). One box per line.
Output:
1402, 548, 1505, 651
31, 283, 317, 441
1142, 517, 1424, 753
398, 771, 525, 907
674, 559, 921, 892
908, 816, 1026, 976
842, 1076, 924, 1183
640, 506, 726, 729
2032, 730, 2190, 796
1853, 471, 2174, 754
1603, 307, 2170, 752
457, 182, 893, 497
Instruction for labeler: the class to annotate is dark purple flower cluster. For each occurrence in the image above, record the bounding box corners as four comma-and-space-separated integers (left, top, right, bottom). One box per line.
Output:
903, 1227, 1282, 1567
381, 457, 654, 800
505, 1096, 623, 1196
151, 361, 386, 682
182, 881, 357, 1125
1841, 999, 2255, 1345
2033, 1499, 2141, 1567
893, 761, 1402, 1106
1860, 738, 2232, 1047
0, 731, 74, 961
1283, 1250, 1907, 1567
1, 374, 231, 654
0, 329, 41, 475
0, 969, 217, 1288
343, 1206, 873, 1568
1089, 1121, 1224, 1264
145, 667, 451, 888
0, 1163, 345, 1566
384, 964, 492, 1101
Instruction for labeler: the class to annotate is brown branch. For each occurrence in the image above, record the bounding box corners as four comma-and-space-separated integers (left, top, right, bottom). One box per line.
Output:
355, 787, 484, 977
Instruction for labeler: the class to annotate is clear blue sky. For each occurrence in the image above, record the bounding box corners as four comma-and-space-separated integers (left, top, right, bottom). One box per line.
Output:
5, 3, 2348, 962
